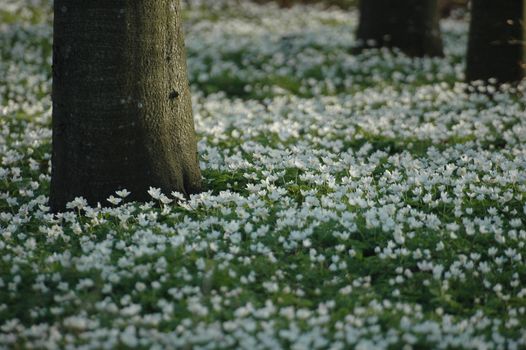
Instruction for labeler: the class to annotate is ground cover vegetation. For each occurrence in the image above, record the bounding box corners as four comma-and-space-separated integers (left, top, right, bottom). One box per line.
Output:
0, 0, 525, 348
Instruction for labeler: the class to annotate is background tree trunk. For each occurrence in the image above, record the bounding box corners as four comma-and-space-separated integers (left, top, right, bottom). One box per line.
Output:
356, 0, 444, 57
466, 0, 524, 83
51, 0, 202, 211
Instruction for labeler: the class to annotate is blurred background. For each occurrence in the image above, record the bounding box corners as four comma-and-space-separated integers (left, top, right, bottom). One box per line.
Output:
250, 0, 467, 17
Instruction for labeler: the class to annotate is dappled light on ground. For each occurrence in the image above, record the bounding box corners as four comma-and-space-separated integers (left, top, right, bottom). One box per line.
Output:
0, 0, 525, 348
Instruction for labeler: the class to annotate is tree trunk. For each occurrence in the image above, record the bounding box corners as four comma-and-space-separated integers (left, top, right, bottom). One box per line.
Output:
356, 0, 444, 57
466, 0, 524, 83
51, 0, 202, 211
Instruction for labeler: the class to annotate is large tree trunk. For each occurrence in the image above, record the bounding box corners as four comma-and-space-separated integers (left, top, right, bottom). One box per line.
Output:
466, 0, 524, 83
51, 0, 202, 211
356, 0, 444, 57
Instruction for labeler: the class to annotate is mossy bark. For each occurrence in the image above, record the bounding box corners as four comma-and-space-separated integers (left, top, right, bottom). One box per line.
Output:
356, 0, 444, 57
51, 0, 202, 211
466, 0, 524, 83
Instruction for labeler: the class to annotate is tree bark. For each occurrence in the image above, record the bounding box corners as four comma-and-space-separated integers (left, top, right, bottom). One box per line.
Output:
51, 0, 202, 211
356, 0, 444, 57
466, 0, 524, 83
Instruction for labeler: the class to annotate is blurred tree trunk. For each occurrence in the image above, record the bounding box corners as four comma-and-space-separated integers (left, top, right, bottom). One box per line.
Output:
51, 0, 202, 211
466, 0, 524, 83
356, 0, 444, 57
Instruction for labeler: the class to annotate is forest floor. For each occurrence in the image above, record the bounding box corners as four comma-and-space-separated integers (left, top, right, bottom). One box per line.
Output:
1, 1, 526, 349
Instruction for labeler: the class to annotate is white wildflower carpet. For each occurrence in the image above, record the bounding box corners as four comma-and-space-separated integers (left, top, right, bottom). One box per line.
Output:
0, 1, 525, 349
